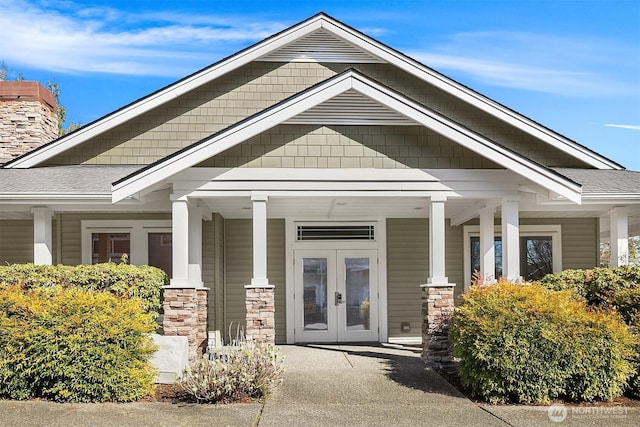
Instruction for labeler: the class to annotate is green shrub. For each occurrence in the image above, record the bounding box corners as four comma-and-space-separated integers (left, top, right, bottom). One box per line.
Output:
450, 282, 635, 404
179, 339, 284, 403
0, 263, 167, 317
540, 265, 640, 397
0, 284, 157, 402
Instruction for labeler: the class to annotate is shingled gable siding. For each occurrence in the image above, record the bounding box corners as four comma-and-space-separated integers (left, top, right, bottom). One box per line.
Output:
197, 124, 502, 169
224, 219, 286, 343
386, 218, 464, 339
43, 62, 587, 168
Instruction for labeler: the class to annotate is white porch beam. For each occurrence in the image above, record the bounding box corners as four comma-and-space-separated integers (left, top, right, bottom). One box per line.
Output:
501, 196, 521, 281
249, 193, 271, 287
427, 195, 449, 285
479, 206, 496, 283
31, 207, 52, 265
610, 207, 629, 267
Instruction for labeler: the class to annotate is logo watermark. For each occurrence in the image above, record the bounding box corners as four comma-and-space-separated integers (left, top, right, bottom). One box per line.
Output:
547, 403, 629, 423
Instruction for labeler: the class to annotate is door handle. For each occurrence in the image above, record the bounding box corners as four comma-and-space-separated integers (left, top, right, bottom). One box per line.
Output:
335, 291, 344, 305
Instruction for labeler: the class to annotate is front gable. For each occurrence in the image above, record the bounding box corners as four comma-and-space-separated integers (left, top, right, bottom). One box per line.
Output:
112, 69, 582, 203
5, 13, 619, 170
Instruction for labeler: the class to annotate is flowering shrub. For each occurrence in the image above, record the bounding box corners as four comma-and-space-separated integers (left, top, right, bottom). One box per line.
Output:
450, 282, 635, 404
179, 339, 284, 403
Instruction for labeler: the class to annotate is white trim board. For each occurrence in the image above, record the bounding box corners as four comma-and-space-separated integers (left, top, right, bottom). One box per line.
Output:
5, 14, 618, 170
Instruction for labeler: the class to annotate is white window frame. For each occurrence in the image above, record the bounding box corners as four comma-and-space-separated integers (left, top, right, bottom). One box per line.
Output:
81, 220, 171, 266
463, 224, 562, 286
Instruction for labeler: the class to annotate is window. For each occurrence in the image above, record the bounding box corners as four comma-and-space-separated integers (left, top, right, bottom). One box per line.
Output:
82, 220, 172, 274
464, 225, 562, 286
470, 235, 554, 281
148, 232, 172, 276
92, 233, 130, 264
297, 225, 375, 241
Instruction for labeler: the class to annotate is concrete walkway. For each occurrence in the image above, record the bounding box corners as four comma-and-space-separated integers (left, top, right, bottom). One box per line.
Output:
1, 344, 639, 426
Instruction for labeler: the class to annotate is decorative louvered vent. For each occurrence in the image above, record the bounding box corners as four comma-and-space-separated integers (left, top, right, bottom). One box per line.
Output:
284, 89, 419, 125
296, 225, 375, 241
259, 29, 385, 63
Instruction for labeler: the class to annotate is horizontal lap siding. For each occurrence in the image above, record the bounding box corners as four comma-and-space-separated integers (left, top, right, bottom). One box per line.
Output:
386, 219, 427, 338
386, 218, 464, 338
0, 220, 34, 264
224, 219, 286, 344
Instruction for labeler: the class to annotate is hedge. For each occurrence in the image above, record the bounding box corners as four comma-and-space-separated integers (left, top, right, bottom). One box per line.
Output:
450, 282, 635, 404
0, 263, 167, 317
0, 284, 157, 402
540, 265, 640, 398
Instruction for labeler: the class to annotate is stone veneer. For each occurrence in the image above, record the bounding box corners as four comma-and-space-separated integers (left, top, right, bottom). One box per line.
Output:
0, 81, 58, 163
162, 288, 208, 364
421, 284, 455, 372
245, 287, 275, 344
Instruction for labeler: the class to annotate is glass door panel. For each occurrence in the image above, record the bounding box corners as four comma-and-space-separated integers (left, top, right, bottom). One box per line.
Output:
302, 258, 328, 331
344, 257, 370, 331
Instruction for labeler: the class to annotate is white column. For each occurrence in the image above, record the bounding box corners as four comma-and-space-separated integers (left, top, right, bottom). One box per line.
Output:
32, 207, 52, 265
479, 205, 495, 283
501, 196, 520, 281
188, 206, 203, 286
170, 199, 190, 287
427, 195, 449, 285
610, 207, 629, 267
249, 193, 271, 287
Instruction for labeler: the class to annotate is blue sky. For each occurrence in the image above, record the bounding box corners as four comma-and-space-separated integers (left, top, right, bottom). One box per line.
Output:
1, 0, 638, 170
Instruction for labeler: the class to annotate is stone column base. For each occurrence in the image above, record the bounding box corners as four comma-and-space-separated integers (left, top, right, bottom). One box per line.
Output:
421, 284, 455, 373
245, 286, 275, 344
163, 287, 208, 364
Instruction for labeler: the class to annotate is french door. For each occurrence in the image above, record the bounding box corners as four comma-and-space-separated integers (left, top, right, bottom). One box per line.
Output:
294, 249, 378, 342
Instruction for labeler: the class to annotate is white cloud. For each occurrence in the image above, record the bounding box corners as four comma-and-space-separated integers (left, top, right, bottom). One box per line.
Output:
0, 1, 286, 76
409, 31, 639, 98
604, 124, 640, 131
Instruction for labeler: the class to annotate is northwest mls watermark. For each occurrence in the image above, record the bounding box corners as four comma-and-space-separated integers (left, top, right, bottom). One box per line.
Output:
547, 403, 629, 423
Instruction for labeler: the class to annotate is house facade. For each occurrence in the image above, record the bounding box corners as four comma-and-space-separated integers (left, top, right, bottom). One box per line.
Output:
1, 14, 639, 357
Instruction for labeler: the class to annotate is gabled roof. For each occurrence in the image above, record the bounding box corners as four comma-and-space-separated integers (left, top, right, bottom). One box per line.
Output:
4, 13, 621, 170
112, 69, 582, 204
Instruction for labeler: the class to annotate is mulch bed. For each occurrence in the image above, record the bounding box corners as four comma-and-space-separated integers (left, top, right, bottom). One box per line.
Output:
139, 384, 258, 404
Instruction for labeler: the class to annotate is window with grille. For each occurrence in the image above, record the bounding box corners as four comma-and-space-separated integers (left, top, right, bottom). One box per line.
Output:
296, 225, 375, 241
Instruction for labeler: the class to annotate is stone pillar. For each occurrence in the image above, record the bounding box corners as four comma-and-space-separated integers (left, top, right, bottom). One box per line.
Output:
422, 284, 455, 372
245, 287, 275, 344
163, 288, 209, 364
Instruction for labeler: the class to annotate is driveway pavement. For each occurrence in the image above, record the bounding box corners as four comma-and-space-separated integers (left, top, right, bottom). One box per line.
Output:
1, 343, 639, 426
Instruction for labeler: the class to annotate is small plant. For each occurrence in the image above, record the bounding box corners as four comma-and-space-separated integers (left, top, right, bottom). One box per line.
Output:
178, 336, 284, 404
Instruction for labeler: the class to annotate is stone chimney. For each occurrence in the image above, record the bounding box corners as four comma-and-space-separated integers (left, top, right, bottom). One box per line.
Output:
0, 81, 58, 164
